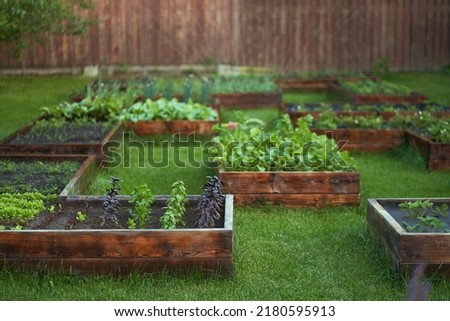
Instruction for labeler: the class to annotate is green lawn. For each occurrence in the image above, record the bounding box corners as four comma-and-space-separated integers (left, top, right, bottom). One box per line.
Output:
0, 73, 449, 301
0, 76, 92, 140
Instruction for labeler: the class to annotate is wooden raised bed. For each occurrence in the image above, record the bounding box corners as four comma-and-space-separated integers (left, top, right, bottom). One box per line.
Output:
405, 130, 450, 171
276, 74, 377, 91
0, 117, 122, 159
367, 198, 450, 278
219, 169, 360, 208
0, 195, 234, 276
329, 84, 428, 104
127, 120, 219, 136
211, 91, 283, 109
285, 102, 450, 122
0, 154, 97, 203
311, 128, 404, 153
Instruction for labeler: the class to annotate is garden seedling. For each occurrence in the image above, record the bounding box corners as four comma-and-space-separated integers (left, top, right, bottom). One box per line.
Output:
398, 200, 433, 219
128, 184, 155, 229
101, 176, 122, 227
160, 181, 188, 229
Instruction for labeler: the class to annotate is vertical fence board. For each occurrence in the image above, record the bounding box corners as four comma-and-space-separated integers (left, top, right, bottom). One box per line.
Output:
0, 0, 448, 72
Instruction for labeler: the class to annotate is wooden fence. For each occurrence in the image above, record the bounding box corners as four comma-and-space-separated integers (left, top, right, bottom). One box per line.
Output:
0, 0, 449, 72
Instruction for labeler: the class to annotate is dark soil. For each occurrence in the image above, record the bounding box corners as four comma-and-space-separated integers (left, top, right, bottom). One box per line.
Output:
9, 121, 113, 144
22, 201, 224, 230
378, 200, 450, 233
0, 160, 81, 195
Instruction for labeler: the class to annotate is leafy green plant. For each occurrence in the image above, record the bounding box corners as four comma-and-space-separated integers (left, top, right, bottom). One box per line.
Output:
398, 200, 433, 219
0, 0, 96, 61
339, 80, 412, 95
212, 113, 356, 172
194, 176, 225, 228
119, 98, 217, 122
372, 56, 390, 77
0, 192, 46, 224
76, 211, 87, 222
101, 176, 122, 227
209, 75, 278, 93
399, 200, 449, 233
40, 94, 125, 122
128, 184, 155, 229
160, 181, 188, 229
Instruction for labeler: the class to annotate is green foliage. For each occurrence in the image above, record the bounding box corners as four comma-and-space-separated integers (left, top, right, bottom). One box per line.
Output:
40, 95, 125, 122
0, 160, 79, 196
10, 118, 113, 144
339, 80, 412, 95
0, 0, 96, 60
372, 56, 390, 77
160, 181, 188, 229
119, 98, 217, 122
409, 112, 450, 143
76, 211, 86, 222
278, 70, 367, 80
399, 200, 433, 219
209, 75, 278, 93
399, 200, 449, 233
212, 113, 356, 172
0, 192, 46, 224
128, 184, 155, 229
314, 112, 385, 130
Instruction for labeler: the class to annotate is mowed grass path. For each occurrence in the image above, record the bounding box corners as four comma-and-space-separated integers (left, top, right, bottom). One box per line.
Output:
0, 73, 449, 300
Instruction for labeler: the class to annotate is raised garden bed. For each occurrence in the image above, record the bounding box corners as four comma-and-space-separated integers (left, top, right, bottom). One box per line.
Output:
211, 92, 283, 109
0, 117, 121, 158
367, 198, 450, 278
220, 169, 359, 208
405, 130, 450, 171
311, 128, 404, 153
212, 114, 360, 208
276, 73, 377, 91
0, 154, 97, 203
120, 98, 219, 136
330, 83, 427, 104
126, 120, 218, 136
0, 194, 234, 276
285, 102, 450, 122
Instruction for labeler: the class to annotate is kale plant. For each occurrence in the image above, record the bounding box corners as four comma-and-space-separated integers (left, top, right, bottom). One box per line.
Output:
195, 176, 225, 228
101, 176, 122, 227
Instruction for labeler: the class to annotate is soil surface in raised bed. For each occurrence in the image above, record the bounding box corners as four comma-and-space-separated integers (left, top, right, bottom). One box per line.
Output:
22, 202, 224, 230
0, 160, 81, 195
9, 121, 114, 144
378, 200, 450, 233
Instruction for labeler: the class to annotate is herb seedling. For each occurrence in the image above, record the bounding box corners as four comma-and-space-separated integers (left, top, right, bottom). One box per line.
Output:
76, 211, 87, 222
101, 176, 122, 227
160, 181, 188, 229
195, 176, 225, 228
128, 184, 155, 229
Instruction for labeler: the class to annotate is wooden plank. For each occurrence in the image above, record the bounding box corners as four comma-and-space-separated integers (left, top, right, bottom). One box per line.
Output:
0, 230, 232, 259
1, 257, 233, 276
220, 171, 360, 194
233, 193, 360, 208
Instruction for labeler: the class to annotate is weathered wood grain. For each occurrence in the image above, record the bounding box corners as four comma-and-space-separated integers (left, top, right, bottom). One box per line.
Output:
405, 130, 450, 171
0, 195, 234, 276
367, 198, 450, 278
220, 170, 360, 207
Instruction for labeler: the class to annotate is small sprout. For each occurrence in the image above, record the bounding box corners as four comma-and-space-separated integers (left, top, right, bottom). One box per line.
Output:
76, 211, 86, 222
